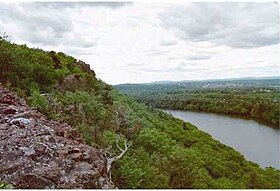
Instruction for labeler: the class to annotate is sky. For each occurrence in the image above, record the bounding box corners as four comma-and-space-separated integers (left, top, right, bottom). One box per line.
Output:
0, 2, 279, 85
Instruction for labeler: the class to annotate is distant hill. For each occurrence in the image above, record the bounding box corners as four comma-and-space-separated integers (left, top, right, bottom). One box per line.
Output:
1, 39, 279, 189
116, 76, 280, 90
116, 76, 280, 129
117, 76, 280, 86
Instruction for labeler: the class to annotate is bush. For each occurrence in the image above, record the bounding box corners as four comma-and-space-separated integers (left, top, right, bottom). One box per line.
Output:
0, 182, 14, 189
29, 89, 50, 113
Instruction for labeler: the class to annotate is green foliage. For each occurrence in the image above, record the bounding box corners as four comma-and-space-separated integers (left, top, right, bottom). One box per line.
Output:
210, 178, 244, 189
55, 67, 70, 82
0, 182, 14, 189
1, 39, 279, 189
0, 39, 94, 96
75, 123, 96, 145
110, 93, 280, 189
29, 89, 50, 113
116, 82, 280, 128
0, 40, 57, 94
113, 148, 170, 188
64, 91, 105, 123
136, 128, 176, 154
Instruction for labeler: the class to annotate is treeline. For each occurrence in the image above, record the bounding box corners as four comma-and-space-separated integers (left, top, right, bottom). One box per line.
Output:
117, 85, 279, 128
0, 39, 279, 188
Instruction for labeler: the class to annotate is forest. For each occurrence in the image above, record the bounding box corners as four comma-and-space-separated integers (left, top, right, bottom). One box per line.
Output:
0, 38, 279, 188
116, 80, 280, 129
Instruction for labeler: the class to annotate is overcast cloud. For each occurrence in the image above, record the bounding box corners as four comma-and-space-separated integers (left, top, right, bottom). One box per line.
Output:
160, 3, 279, 48
0, 2, 278, 84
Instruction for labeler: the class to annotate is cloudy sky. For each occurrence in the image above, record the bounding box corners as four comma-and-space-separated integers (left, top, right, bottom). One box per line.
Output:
0, 2, 279, 84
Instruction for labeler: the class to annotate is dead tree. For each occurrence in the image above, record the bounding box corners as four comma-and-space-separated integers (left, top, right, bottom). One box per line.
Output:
104, 135, 130, 183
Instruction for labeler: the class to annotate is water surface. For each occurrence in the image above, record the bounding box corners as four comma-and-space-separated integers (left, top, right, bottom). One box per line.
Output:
164, 109, 279, 169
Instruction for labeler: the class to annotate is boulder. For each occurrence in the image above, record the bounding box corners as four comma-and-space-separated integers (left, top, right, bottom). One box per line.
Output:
0, 85, 114, 189
75, 60, 96, 77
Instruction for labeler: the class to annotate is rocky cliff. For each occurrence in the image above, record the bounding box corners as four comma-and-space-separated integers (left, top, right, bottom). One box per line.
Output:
0, 84, 113, 189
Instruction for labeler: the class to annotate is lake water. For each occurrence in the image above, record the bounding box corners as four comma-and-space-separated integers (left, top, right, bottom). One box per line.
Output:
164, 109, 279, 169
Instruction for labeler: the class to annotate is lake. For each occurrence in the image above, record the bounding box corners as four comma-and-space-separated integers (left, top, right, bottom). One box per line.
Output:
164, 109, 279, 169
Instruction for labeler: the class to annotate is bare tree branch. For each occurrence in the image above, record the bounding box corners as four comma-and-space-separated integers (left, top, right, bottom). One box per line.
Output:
105, 135, 130, 183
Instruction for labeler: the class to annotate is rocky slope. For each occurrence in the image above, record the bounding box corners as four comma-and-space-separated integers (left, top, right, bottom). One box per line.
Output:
0, 84, 113, 189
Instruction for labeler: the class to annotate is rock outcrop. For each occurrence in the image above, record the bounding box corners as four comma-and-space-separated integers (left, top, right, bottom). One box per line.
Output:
0, 84, 113, 189
74, 60, 96, 77
57, 73, 88, 92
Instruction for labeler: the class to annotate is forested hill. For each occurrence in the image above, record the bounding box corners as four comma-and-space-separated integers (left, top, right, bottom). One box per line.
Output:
116, 78, 280, 128
118, 77, 280, 90
0, 39, 279, 189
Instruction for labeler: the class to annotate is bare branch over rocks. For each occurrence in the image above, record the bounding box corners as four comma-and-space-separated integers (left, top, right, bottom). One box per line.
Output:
105, 135, 130, 183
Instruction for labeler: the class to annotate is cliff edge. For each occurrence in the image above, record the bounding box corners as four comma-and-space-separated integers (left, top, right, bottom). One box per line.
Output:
0, 84, 114, 189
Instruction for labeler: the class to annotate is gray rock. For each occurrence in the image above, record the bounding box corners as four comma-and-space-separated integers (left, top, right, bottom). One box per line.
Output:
0, 85, 113, 189
10, 118, 31, 128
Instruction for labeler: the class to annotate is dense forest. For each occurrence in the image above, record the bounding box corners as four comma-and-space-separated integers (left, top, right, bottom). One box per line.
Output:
0, 39, 279, 188
116, 81, 280, 129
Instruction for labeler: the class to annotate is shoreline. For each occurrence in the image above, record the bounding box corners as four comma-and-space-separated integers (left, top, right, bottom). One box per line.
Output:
156, 107, 279, 130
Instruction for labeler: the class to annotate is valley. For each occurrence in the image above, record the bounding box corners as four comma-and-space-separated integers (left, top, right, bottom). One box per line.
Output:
0, 39, 279, 189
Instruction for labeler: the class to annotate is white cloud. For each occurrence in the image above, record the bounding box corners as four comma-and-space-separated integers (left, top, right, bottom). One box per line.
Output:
159, 3, 279, 48
0, 2, 278, 84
